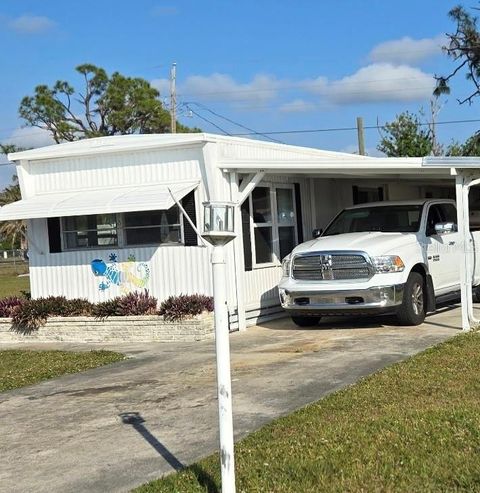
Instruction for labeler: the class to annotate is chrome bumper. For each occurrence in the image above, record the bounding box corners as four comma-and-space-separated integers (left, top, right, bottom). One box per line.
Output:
279, 284, 405, 314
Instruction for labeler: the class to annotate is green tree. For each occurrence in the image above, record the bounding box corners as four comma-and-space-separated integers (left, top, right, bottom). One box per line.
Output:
377, 111, 433, 157
19, 63, 199, 143
0, 145, 27, 250
434, 4, 480, 104
0, 175, 26, 250
0, 144, 22, 155
446, 133, 480, 156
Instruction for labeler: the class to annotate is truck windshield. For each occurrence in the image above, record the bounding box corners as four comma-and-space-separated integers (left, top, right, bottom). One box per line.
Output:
323, 205, 423, 236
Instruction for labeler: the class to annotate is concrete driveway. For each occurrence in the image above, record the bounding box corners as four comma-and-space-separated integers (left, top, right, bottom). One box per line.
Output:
0, 304, 469, 493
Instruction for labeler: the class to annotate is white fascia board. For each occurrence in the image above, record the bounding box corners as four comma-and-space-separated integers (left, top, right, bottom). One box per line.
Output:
219, 157, 427, 172
423, 156, 480, 167
8, 134, 214, 163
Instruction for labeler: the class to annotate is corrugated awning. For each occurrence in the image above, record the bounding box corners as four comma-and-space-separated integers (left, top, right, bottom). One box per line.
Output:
0, 181, 199, 221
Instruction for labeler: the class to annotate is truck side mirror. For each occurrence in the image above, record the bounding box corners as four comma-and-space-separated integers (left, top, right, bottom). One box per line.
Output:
312, 228, 323, 238
434, 222, 457, 234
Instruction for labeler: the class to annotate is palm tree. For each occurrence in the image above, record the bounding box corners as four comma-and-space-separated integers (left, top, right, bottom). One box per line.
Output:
0, 175, 26, 250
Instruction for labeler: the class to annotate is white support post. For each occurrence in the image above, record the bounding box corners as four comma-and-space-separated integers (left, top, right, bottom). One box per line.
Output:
456, 174, 471, 331
238, 171, 265, 205
211, 245, 236, 493
464, 176, 480, 325
229, 172, 247, 331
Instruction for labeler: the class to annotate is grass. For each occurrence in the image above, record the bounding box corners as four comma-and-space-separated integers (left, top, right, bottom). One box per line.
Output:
0, 349, 125, 392
0, 261, 30, 298
135, 333, 480, 493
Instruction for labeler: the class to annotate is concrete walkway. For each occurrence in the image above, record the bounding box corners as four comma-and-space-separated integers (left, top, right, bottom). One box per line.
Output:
0, 305, 468, 493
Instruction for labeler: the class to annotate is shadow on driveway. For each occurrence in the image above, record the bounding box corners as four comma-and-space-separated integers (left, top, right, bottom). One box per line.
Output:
119, 412, 219, 492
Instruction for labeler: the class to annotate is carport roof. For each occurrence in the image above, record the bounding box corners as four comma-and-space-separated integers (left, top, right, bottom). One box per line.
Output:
219, 156, 451, 179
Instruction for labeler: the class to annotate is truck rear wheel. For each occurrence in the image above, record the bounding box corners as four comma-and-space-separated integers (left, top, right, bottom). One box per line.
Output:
396, 272, 425, 326
291, 315, 321, 327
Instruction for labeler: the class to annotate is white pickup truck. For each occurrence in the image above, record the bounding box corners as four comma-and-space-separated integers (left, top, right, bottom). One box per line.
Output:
279, 199, 480, 326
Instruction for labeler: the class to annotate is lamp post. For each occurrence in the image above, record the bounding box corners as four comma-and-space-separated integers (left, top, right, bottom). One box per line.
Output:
202, 201, 237, 493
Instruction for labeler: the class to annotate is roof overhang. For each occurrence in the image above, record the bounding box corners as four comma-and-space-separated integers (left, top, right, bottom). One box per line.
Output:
219, 157, 451, 179
0, 181, 198, 221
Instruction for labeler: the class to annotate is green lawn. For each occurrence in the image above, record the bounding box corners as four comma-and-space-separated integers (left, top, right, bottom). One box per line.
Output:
0, 350, 125, 392
135, 333, 480, 493
0, 262, 30, 298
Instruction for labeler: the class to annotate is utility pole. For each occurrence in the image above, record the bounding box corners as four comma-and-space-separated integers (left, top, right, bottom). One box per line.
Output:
356, 116, 365, 155
170, 62, 177, 134
430, 99, 440, 156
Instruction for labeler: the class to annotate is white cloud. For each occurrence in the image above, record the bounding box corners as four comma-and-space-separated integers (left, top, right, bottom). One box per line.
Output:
4, 127, 54, 149
306, 63, 435, 104
153, 73, 283, 104
9, 14, 56, 34
153, 64, 434, 110
150, 78, 170, 98
368, 35, 445, 65
279, 99, 315, 113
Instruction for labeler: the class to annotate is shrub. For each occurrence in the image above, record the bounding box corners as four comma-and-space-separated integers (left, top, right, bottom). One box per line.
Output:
158, 294, 214, 321
7, 291, 205, 331
91, 298, 121, 320
0, 297, 26, 318
117, 290, 158, 316
11, 296, 94, 332
20, 290, 31, 300
58, 298, 94, 317
91, 291, 158, 319
11, 299, 51, 332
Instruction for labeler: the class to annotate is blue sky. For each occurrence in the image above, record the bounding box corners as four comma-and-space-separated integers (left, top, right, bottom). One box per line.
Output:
0, 0, 479, 186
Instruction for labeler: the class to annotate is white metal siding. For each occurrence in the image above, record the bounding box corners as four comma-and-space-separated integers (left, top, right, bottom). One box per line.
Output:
29, 245, 212, 303
25, 143, 238, 319
28, 147, 203, 195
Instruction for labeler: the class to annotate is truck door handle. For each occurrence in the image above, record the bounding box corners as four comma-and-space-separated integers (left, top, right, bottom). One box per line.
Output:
449, 241, 456, 246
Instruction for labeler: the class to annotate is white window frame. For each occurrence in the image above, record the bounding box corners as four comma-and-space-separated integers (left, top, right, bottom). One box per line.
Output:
123, 208, 183, 248
249, 183, 298, 269
60, 213, 120, 252
60, 206, 185, 252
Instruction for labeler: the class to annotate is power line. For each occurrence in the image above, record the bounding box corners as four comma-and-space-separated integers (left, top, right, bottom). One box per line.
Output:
186, 102, 284, 144
186, 107, 231, 135
1, 117, 479, 149
229, 118, 480, 137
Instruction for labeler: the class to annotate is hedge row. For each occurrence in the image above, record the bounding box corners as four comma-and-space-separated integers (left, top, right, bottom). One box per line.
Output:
0, 292, 213, 331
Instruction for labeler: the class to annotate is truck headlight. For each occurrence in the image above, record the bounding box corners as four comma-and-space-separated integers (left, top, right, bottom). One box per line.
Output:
372, 255, 405, 273
282, 255, 292, 277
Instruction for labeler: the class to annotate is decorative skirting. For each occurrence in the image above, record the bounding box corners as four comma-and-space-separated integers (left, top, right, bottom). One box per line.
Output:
0, 314, 214, 343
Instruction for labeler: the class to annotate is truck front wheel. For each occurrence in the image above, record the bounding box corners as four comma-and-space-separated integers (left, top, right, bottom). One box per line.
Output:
291, 315, 322, 327
396, 272, 426, 326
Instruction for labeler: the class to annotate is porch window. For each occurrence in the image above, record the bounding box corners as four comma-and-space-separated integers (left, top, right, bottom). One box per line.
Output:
276, 188, 296, 259
62, 214, 118, 249
252, 187, 274, 264
352, 186, 384, 205
60, 206, 184, 251
124, 208, 181, 246
247, 184, 298, 267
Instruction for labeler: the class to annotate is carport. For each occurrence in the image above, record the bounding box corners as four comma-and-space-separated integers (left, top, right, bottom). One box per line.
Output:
423, 157, 480, 331
224, 154, 457, 328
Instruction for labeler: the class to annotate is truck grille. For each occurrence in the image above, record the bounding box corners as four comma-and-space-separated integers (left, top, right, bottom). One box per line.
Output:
292, 252, 373, 281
